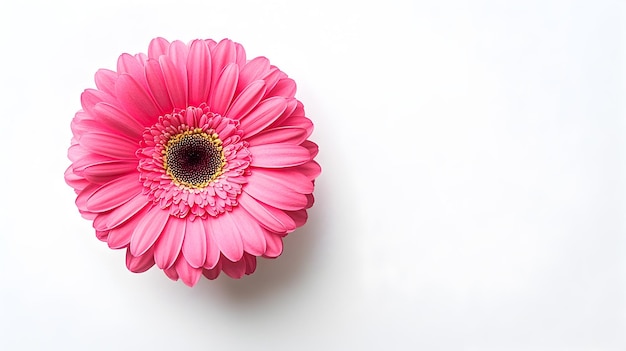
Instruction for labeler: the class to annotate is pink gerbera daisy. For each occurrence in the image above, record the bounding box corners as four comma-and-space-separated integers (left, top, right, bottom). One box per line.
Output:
65, 38, 320, 286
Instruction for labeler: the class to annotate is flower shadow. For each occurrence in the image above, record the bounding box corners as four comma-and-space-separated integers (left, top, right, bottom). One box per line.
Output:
211, 214, 322, 301
192, 178, 328, 305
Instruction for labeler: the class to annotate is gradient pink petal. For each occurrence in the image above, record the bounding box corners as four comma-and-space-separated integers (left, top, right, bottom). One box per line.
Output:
238, 192, 296, 234
210, 39, 236, 91
202, 262, 222, 280
267, 78, 296, 98
286, 210, 309, 227
208, 212, 244, 262
94, 69, 117, 96
186, 40, 212, 106
145, 59, 174, 113
244, 172, 308, 211
80, 160, 137, 184
80, 132, 138, 159
174, 256, 202, 287
93, 193, 148, 231
92, 103, 145, 139
129, 208, 169, 256
159, 55, 187, 109
263, 230, 284, 258
86, 174, 142, 212
221, 257, 247, 279
239, 97, 287, 138
209, 63, 239, 115
115, 74, 161, 125
248, 144, 311, 168
236, 56, 270, 94
225, 80, 266, 120
301, 140, 319, 158
294, 161, 322, 181
249, 167, 314, 194
181, 218, 207, 268
246, 126, 308, 146
126, 247, 155, 273
203, 229, 221, 270
117, 53, 148, 89
148, 37, 171, 59
154, 216, 186, 269
106, 205, 150, 249
227, 209, 266, 256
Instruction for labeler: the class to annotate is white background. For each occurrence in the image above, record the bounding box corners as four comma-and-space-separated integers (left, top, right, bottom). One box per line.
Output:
0, 0, 624, 350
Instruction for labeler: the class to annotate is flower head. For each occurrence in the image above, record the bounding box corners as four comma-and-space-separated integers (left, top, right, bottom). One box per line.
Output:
65, 38, 320, 286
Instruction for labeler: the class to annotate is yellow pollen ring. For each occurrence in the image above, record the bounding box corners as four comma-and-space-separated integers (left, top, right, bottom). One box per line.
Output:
162, 129, 226, 189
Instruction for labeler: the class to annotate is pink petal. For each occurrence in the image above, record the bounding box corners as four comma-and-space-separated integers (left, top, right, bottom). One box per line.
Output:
129, 207, 170, 256
148, 37, 171, 59
211, 39, 236, 89
181, 218, 207, 268
186, 40, 212, 106
267, 98, 298, 128
115, 74, 160, 125
249, 168, 314, 194
159, 55, 187, 109
246, 127, 308, 146
244, 253, 257, 275
68, 141, 88, 162
239, 97, 287, 138
221, 257, 246, 279
154, 216, 186, 269
248, 144, 311, 168
244, 172, 308, 211
145, 59, 174, 113
305, 194, 314, 209
286, 209, 308, 227
227, 209, 266, 256
301, 140, 319, 158
205, 39, 217, 50
267, 78, 296, 98
75, 183, 99, 213
275, 116, 314, 135
64, 166, 89, 192
203, 222, 221, 269
234, 42, 247, 67
117, 53, 148, 89
208, 213, 244, 262
209, 63, 239, 115
80, 132, 137, 159
260, 68, 284, 97
80, 160, 137, 184
263, 231, 284, 258
93, 103, 145, 139
236, 57, 270, 94
202, 262, 222, 280
168, 40, 189, 66
125, 247, 155, 273
81, 89, 114, 116
106, 205, 150, 249
175, 256, 202, 287
294, 161, 322, 181
164, 266, 179, 281
70, 112, 95, 138
96, 230, 109, 242
238, 192, 296, 234
72, 153, 114, 172
86, 175, 142, 212
225, 80, 266, 120
94, 69, 117, 96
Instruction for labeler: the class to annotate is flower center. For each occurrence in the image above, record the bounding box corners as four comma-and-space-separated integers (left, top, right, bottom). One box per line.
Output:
163, 129, 225, 189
